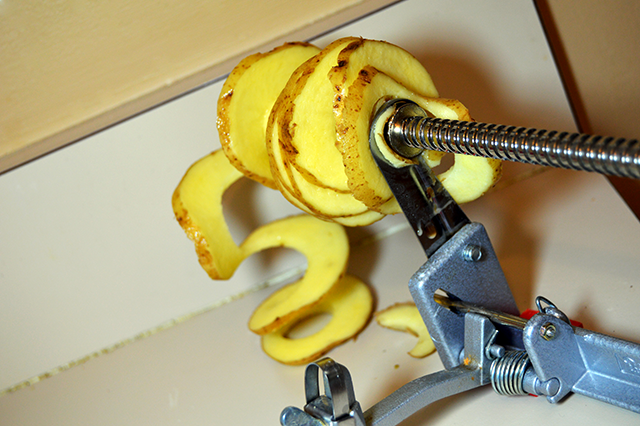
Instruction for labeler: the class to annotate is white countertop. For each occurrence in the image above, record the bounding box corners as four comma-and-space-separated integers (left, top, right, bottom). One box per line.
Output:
1, 0, 639, 424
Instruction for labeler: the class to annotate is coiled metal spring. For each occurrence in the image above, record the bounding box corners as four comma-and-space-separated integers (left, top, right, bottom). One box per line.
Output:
490, 350, 531, 396
384, 100, 640, 179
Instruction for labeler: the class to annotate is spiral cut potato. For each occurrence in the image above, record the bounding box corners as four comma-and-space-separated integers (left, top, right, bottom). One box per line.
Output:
173, 38, 502, 364
173, 149, 373, 363
218, 37, 501, 225
262, 274, 373, 365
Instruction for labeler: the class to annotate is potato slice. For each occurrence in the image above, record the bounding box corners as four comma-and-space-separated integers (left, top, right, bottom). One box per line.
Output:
243, 215, 349, 335
217, 42, 320, 189
281, 37, 438, 192
274, 37, 359, 192
172, 150, 244, 279
261, 274, 373, 365
336, 66, 501, 213
375, 302, 435, 358
267, 75, 384, 226
329, 37, 439, 100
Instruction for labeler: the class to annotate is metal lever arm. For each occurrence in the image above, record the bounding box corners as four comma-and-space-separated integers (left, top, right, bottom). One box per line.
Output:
363, 365, 479, 426
364, 313, 497, 426
369, 100, 469, 258
281, 314, 498, 426
281, 365, 479, 426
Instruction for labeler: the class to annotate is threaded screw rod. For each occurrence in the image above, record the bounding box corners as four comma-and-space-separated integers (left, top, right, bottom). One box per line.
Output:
384, 100, 640, 179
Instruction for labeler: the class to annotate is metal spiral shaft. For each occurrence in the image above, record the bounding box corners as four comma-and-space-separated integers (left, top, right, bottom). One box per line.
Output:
384, 100, 640, 179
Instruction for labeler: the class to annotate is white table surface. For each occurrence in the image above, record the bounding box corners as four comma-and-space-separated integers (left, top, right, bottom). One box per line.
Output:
1, 0, 639, 424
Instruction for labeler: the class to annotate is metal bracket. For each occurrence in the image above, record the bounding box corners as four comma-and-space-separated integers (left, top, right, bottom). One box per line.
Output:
524, 307, 640, 411
408, 222, 521, 369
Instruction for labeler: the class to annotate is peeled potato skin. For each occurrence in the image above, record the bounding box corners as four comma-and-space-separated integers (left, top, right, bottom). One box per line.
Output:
375, 302, 436, 358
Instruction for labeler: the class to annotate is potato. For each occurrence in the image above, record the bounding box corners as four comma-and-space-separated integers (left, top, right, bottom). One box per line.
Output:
336, 66, 502, 212
261, 274, 373, 365
244, 214, 349, 335
217, 42, 320, 189
172, 149, 245, 279
375, 302, 435, 358
267, 84, 385, 226
173, 149, 362, 356
174, 37, 504, 365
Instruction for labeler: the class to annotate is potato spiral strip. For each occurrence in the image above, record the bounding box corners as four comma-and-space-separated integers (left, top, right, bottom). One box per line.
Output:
172, 150, 373, 363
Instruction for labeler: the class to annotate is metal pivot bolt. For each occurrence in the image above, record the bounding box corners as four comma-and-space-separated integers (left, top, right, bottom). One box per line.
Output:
462, 244, 483, 262
540, 323, 557, 341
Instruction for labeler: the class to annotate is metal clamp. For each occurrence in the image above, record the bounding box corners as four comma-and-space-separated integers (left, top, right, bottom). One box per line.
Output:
523, 299, 640, 411
280, 97, 640, 426
280, 358, 364, 426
